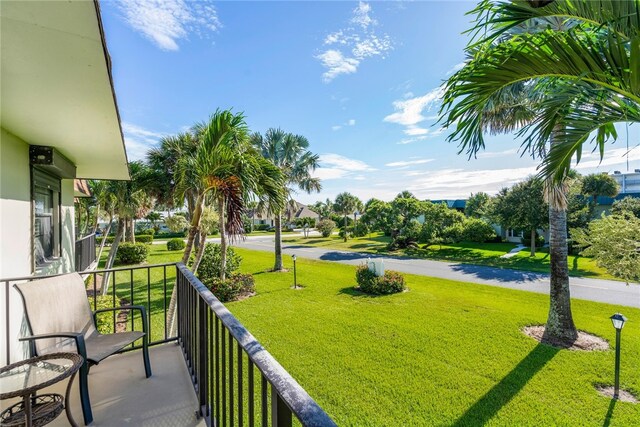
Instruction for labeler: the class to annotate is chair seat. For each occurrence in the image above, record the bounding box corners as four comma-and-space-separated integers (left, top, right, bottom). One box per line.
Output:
85, 331, 145, 364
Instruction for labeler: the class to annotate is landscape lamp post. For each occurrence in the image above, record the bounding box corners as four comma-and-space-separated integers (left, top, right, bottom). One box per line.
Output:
610, 313, 627, 399
292, 254, 297, 289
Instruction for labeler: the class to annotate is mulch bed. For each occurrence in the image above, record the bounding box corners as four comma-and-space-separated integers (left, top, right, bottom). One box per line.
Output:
596, 385, 639, 404
523, 325, 609, 351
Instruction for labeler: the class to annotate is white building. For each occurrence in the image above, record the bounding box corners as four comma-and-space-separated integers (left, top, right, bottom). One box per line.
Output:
1, 0, 129, 365
611, 170, 640, 193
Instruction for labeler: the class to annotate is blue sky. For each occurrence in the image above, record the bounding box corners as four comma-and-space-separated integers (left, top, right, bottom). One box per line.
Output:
101, 0, 640, 204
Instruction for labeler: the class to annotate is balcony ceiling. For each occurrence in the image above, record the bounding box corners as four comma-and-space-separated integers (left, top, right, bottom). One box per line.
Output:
0, 0, 130, 180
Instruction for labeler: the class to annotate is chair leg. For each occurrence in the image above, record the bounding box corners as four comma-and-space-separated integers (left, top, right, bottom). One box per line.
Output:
78, 362, 93, 425
142, 335, 152, 378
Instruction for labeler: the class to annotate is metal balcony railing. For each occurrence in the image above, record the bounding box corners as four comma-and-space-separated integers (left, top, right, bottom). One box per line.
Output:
75, 233, 97, 272
2, 263, 336, 427
176, 263, 336, 427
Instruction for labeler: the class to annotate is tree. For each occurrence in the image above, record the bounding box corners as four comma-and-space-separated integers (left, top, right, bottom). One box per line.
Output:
360, 198, 393, 235
389, 192, 426, 246
438, 0, 640, 345
311, 198, 334, 220
581, 173, 619, 207
612, 196, 640, 218
145, 211, 163, 231
572, 213, 640, 284
252, 128, 321, 271
334, 192, 359, 241
491, 178, 548, 256
464, 192, 490, 218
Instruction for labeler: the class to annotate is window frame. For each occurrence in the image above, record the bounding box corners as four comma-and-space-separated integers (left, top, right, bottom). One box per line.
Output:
31, 167, 62, 269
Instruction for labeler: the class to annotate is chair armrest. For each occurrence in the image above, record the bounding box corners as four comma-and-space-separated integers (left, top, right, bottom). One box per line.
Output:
19, 332, 87, 361
19, 332, 83, 341
93, 305, 148, 335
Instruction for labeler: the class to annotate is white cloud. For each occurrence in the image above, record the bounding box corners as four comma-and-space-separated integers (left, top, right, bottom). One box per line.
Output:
477, 148, 520, 159
121, 122, 166, 161
331, 125, 343, 131
574, 147, 640, 170
313, 153, 375, 180
404, 126, 429, 136
316, 50, 360, 82
331, 119, 356, 131
397, 136, 428, 145
384, 86, 444, 127
114, 0, 221, 51
386, 159, 434, 168
347, 119, 356, 126
351, 1, 376, 29
316, 2, 392, 82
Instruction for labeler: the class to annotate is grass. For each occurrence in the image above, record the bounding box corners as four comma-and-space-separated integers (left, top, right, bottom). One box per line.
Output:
283, 233, 614, 280
96, 245, 639, 425
228, 248, 639, 426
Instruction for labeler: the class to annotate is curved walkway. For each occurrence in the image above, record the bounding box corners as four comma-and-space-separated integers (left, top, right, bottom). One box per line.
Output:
226, 236, 640, 309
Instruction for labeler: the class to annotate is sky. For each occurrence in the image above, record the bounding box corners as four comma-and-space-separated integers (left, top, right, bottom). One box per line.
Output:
101, 0, 640, 205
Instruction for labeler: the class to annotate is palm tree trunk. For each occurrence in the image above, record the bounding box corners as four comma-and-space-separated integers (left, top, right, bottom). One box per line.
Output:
530, 229, 536, 257
218, 197, 227, 281
96, 214, 112, 263
543, 130, 578, 345
181, 197, 204, 265
101, 217, 125, 295
130, 218, 136, 244
543, 204, 578, 345
167, 196, 204, 336
191, 231, 208, 275
343, 214, 348, 242
273, 213, 283, 271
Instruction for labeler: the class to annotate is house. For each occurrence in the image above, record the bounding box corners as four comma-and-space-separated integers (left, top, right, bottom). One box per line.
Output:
611, 169, 640, 193
0, 3, 332, 425
248, 200, 320, 227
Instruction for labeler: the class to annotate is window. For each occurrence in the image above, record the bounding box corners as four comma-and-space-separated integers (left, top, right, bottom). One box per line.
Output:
32, 168, 61, 266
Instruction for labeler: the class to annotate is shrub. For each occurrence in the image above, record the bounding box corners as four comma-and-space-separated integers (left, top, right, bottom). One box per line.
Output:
254, 224, 270, 231
338, 227, 352, 241
135, 234, 153, 244
115, 242, 149, 265
316, 219, 336, 238
202, 273, 255, 302
461, 218, 498, 243
352, 221, 370, 237
442, 222, 465, 244
92, 295, 119, 334
521, 233, 545, 248
197, 243, 242, 281
97, 236, 115, 245
355, 265, 405, 295
156, 231, 188, 239
138, 228, 155, 235
167, 238, 186, 251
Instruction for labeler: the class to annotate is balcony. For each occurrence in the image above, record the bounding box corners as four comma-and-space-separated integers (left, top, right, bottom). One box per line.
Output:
2, 264, 335, 426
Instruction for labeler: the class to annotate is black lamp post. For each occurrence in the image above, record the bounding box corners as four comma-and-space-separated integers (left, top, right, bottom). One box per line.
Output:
610, 313, 627, 398
292, 254, 297, 289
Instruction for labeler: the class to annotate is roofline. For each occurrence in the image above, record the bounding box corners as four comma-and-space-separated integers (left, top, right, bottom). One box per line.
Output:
93, 0, 130, 180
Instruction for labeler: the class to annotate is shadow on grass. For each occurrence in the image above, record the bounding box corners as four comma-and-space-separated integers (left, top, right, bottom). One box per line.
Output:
452, 344, 560, 427
450, 264, 548, 283
337, 286, 386, 298
602, 398, 616, 427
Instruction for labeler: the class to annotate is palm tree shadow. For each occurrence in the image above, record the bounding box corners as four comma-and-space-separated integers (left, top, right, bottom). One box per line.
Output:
452, 344, 560, 427
602, 398, 616, 427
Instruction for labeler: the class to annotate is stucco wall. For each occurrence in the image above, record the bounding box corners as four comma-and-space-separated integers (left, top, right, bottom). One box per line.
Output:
1, 127, 76, 366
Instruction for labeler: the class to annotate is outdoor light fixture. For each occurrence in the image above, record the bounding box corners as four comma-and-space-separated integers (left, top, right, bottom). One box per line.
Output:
610, 313, 628, 398
292, 255, 298, 289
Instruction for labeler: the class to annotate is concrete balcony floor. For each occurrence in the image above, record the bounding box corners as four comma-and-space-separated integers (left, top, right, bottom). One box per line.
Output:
4, 344, 204, 426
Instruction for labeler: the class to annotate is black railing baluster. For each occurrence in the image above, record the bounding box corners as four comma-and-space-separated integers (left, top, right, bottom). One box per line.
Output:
163, 265, 168, 339
5, 281, 9, 365
230, 330, 234, 427
215, 315, 220, 426
261, 376, 268, 427
130, 269, 134, 337
199, 296, 208, 418
238, 341, 243, 427
147, 267, 151, 340
248, 359, 254, 427
112, 271, 117, 334
271, 385, 292, 427
222, 325, 227, 427
209, 309, 214, 419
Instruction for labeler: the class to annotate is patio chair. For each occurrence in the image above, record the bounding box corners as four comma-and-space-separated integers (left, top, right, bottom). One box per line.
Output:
14, 272, 152, 425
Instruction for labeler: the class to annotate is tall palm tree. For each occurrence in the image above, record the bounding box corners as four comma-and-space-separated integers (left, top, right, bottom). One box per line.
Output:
334, 192, 359, 241
166, 110, 284, 334
581, 173, 619, 207
439, 0, 640, 345
252, 128, 321, 271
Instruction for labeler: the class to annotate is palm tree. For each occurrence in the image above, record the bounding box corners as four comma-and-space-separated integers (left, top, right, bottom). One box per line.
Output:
334, 192, 358, 241
252, 128, 321, 271
439, 0, 640, 345
166, 110, 284, 335
581, 173, 619, 207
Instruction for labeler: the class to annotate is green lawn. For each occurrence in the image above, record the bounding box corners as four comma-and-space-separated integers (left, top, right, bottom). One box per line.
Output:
97, 245, 639, 425
283, 233, 613, 280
